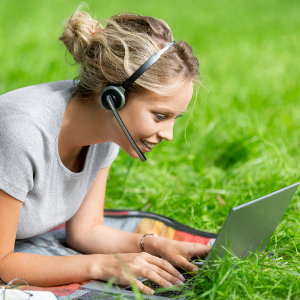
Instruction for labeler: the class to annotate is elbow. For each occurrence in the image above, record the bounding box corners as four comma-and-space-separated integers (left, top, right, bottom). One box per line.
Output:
0, 251, 14, 284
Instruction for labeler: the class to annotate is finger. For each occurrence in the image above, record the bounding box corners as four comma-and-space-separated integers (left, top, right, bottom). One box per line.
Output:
187, 243, 211, 259
145, 255, 185, 283
201, 244, 211, 254
133, 278, 154, 295
144, 265, 185, 287
195, 244, 211, 256
142, 268, 178, 289
176, 256, 200, 274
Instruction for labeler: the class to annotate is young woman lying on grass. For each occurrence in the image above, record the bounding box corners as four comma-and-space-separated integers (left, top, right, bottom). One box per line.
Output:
0, 6, 210, 295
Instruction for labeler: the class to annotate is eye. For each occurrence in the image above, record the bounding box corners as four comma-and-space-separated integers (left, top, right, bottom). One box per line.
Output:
154, 113, 167, 121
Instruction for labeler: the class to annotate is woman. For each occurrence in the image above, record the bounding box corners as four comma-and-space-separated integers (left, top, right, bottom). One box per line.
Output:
0, 7, 210, 295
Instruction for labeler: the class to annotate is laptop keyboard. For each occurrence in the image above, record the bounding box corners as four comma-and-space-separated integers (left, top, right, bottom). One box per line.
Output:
123, 270, 195, 298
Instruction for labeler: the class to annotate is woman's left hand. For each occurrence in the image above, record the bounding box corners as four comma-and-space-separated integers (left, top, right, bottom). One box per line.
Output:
145, 236, 211, 273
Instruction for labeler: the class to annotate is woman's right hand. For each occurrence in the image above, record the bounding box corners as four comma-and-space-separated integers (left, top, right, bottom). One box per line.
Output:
91, 252, 185, 295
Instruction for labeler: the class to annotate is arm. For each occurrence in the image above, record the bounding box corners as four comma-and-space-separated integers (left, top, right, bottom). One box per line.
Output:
0, 189, 95, 286
66, 165, 145, 254
0, 189, 182, 294
66, 165, 210, 270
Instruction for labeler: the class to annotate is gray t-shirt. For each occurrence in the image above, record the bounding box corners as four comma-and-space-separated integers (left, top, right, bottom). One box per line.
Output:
0, 81, 119, 239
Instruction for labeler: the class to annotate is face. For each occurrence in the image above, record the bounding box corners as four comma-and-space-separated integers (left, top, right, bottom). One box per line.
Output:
108, 80, 194, 159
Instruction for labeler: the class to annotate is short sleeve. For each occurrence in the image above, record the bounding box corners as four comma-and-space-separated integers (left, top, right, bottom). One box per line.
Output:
0, 116, 49, 202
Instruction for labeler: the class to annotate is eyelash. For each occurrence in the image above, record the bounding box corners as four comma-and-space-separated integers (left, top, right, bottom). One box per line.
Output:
155, 113, 166, 121
154, 113, 183, 121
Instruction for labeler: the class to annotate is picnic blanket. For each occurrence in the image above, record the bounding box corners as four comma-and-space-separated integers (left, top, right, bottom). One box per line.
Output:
4, 210, 218, 299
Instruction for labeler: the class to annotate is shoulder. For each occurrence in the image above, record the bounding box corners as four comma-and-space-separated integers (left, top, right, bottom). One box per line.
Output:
0, 116, 52, 201
0, 80, 77, 100
0, 115, 51, 147
0, 80, 77, 134
0, 115, 53, 169
0, 80, 76, 103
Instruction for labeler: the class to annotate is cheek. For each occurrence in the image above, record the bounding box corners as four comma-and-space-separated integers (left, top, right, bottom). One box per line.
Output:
134, 115, 155, 137
121, 109, 155, 137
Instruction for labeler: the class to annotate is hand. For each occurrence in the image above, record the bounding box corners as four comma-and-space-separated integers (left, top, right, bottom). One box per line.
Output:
146, 237, 211, 273
93, 252, 186, 295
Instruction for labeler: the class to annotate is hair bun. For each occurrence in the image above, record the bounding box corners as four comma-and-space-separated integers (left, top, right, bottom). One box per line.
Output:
59, 6, 99, 63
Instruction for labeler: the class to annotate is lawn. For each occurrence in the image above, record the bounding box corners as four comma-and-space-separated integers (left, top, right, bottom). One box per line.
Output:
1, 0, 300, 298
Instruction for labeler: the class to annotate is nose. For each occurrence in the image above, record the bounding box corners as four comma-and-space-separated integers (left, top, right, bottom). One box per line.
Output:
157, 121, 174, 142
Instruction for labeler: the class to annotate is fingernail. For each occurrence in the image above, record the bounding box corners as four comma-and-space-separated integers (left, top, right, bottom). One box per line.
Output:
178, 274, 185, 282
165, 281, 173, 287
192, 267, 198, 272
176, 280, 184, 286
149, 289, 154, 295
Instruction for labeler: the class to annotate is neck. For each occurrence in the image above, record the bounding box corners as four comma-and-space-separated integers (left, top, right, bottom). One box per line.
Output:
58, 94, 112, 161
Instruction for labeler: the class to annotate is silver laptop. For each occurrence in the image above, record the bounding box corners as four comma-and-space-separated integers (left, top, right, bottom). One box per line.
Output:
80, 183, 299, 299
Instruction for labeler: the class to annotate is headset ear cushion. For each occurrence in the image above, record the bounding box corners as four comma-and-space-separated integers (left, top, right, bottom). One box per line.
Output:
99, 85, 127, 111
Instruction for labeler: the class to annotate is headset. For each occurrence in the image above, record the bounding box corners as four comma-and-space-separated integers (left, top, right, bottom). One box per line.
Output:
99, 41, 176, 162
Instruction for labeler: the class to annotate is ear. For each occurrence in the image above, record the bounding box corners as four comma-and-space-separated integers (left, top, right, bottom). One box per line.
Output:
99, 85, 127, 111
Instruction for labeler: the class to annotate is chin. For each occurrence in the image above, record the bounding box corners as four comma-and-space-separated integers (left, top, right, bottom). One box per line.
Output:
121, 146, 144, 159
130, 150, 143, 159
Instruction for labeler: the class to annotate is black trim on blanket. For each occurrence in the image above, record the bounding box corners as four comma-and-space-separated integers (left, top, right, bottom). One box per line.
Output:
104, 209, 218, 239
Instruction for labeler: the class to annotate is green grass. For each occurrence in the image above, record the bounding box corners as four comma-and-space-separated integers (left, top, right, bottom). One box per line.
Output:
1, 0, 300, 298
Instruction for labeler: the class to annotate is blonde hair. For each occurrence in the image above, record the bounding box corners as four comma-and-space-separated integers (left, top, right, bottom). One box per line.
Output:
59, 5, 200, 98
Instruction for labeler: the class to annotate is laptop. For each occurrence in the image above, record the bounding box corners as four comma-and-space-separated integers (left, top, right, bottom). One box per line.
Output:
79, 183, 299, 299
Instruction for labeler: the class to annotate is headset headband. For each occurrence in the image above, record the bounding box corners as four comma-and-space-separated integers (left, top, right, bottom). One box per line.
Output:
122, 41, 175, 90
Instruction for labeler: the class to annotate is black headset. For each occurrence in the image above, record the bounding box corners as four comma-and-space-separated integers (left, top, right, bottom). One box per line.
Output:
99, 41, 175, 162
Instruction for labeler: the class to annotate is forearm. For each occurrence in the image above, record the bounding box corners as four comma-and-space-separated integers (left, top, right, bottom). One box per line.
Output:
67, 224, 160, 256
0, 252, 94, 286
